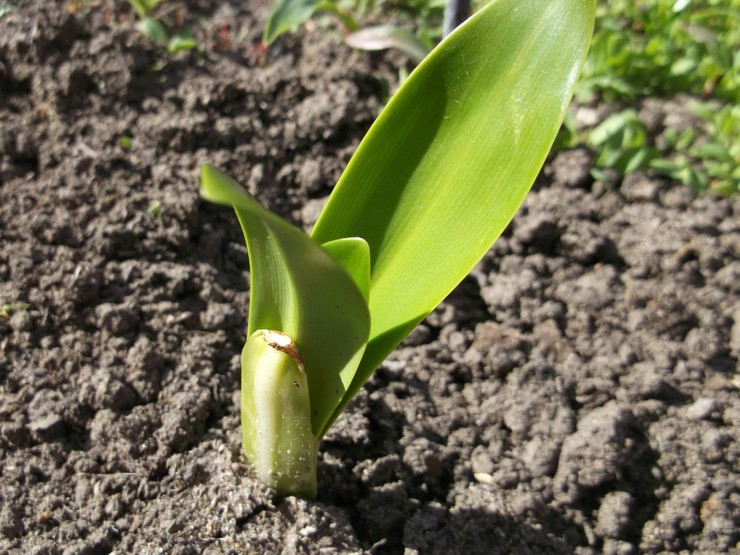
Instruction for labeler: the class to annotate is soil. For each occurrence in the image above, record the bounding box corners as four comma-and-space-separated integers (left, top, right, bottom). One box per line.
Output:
0, 1, 738, 554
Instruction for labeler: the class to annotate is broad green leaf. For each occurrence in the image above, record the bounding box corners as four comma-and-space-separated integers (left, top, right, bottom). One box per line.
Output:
311, 0, 595, 425
200, 165, 370, 437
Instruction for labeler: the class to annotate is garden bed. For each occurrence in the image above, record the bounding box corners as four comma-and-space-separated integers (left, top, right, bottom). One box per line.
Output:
0, 1, 737, 553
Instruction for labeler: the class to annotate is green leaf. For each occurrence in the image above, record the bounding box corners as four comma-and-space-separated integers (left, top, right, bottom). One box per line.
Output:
696, 140, 733, 163
311, 0, 594, 426
139, 16, 168, 44
671, 57, 696, 76
263, 0, 322, 45
0, 302, 30, 319
321, 237, 371, 302
200, 165, 370, 437
589, 109, 641, 147
345, 25, 431, 64
168, 34, 198, 53
118, 135, 133, 149
127, 0, 153, 18
262, 0, 359, 45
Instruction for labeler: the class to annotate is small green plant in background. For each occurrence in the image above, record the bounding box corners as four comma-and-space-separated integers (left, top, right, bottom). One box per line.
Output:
570, 0, 739, 196
586, 109, 659, 186
262, 0, 450, 62
118, 135, 134, 150
263, 0, 359, 44
0, 1, 15, 19
260, 0, 738, 196
577, 0, 739, 102
652, 101, 739, 195
561, 102, 739, 196
146, 201, 163, 218
201, 0, 594, 497
0, 302, 29, 320
126, 0, 198, 53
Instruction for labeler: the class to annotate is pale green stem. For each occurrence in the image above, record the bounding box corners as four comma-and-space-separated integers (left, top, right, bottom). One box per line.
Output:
241, 330, 317, 498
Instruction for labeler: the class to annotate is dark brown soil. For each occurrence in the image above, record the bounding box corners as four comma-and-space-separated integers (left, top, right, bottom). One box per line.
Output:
1, 2, 738, 554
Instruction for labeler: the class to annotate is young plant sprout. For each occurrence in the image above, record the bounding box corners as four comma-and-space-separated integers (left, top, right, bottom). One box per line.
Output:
200, 0, 595, 497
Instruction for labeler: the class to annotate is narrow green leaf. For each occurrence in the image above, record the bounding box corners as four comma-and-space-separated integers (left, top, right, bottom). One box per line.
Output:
311, 0, 595, 424
127, 0, 151, 18
168, 34, 198, 53
200, 165, 370, 437
263, 0, 359, 45
345, 25, 431, 64
314, 1, 359, 33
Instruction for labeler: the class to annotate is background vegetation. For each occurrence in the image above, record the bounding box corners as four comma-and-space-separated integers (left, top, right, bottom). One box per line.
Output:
271, 0, 739, 195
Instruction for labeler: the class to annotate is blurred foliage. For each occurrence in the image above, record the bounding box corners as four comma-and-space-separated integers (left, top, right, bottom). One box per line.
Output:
125, 0, 199, 53
0, 1, 15, 18
577, 0, 739, 102
651, 102, 739, 196
571, 0, 739, 195
557, 100, 739, 196
261, 0, 737, 195
263, 0, 449, 50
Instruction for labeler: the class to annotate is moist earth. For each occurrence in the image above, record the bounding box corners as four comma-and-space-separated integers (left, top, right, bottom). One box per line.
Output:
0, 1, 738, 554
